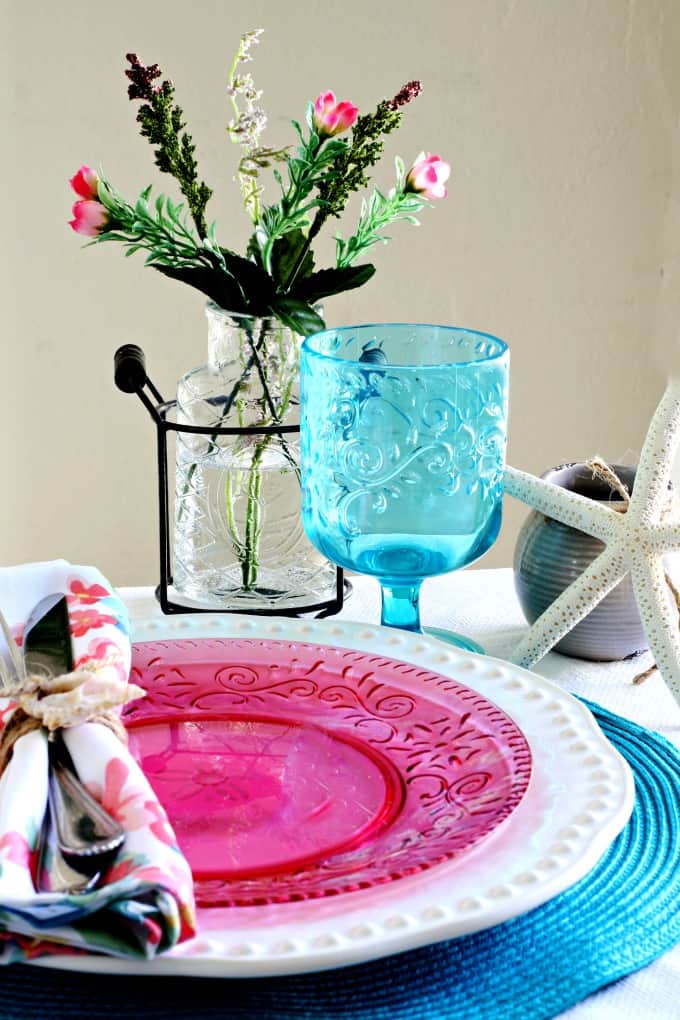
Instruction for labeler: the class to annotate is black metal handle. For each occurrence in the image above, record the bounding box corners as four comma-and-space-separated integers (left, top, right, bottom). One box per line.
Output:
114, 344, 147, 393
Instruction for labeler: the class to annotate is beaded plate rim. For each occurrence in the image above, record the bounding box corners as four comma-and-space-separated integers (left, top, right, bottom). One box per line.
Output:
33, 613, 634, 978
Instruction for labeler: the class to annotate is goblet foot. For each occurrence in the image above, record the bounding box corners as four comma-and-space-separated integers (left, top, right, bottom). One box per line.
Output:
425, 627, 485, 655
379, 583, 485, 652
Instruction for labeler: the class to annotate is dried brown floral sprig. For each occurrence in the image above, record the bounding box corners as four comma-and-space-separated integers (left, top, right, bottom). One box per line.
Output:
125, 53, 212, 239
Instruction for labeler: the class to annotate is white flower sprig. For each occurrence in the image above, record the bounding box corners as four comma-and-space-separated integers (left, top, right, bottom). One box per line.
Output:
227, 29, 289, 222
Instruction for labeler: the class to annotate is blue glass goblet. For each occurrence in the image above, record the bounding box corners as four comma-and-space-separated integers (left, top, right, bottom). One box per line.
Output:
300, 323, 509, 648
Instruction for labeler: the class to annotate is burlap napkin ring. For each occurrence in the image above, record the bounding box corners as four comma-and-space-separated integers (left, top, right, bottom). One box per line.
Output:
0, 668, 146, 778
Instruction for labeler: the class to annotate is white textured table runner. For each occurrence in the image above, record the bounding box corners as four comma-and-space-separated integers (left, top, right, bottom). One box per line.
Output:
121, 568, 680, 1020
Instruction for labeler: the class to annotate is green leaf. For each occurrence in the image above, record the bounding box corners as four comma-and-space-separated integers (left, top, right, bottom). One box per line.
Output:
217, 249, 276, 312
322, 139, 349, 158
269, 229, 315, 290
268, 297, 326, 336
291, 263, 375, 302
94, 231, 133, 243
153, 264, 250, 313
304, 101, 315, 134
245, 233, 263, 265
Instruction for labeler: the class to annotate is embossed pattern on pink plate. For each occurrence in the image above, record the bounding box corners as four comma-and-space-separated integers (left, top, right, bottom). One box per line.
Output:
124, 639, 532, 907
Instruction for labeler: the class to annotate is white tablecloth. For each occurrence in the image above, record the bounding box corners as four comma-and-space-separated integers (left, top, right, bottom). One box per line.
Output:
121, 568, 680, 1020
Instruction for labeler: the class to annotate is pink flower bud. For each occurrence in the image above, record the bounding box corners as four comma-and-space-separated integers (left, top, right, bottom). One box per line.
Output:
405, 152, 451, 199
69, 199, 109, 237
69, 165, 99, 200
312, 91, 359, 138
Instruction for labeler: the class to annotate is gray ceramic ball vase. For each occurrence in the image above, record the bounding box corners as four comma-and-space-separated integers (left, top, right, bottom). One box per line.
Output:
514, 463, 648, 661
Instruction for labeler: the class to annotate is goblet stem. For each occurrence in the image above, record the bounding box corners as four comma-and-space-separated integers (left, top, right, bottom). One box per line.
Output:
380, 583, 422, 632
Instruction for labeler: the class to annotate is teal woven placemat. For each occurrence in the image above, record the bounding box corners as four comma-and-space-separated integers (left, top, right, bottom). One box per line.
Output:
1, 702, 679, 1020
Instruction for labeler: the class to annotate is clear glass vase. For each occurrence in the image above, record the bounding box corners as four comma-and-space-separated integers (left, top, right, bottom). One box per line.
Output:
173, 303, 337, 610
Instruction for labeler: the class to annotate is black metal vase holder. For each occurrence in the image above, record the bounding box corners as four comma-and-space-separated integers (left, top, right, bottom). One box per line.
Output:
113, 344, 347, 617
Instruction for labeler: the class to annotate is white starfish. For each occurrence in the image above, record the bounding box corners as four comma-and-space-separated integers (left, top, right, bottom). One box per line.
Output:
503, 378, 680, 706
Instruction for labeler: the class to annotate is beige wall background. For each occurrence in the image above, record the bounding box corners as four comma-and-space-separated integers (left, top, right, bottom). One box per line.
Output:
2, 0, 679, 587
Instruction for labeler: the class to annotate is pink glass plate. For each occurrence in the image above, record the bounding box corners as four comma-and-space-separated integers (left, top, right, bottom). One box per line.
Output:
125, 638, 532, 907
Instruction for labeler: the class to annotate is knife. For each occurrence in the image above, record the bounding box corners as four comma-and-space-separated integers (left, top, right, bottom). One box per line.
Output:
24, 594, 125, 884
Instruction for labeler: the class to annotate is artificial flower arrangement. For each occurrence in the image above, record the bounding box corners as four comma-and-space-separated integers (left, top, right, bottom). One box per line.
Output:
68, 29, 450, 336
68, 29, 450, 607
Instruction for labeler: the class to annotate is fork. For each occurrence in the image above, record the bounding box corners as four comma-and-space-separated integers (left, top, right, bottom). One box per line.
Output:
46, 732, 125, 880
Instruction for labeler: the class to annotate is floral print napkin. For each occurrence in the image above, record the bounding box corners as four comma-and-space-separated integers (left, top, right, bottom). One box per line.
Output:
0, 561, 196, 962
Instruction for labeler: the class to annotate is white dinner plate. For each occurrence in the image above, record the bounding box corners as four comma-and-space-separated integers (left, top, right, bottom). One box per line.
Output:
35, 613, 634, 978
